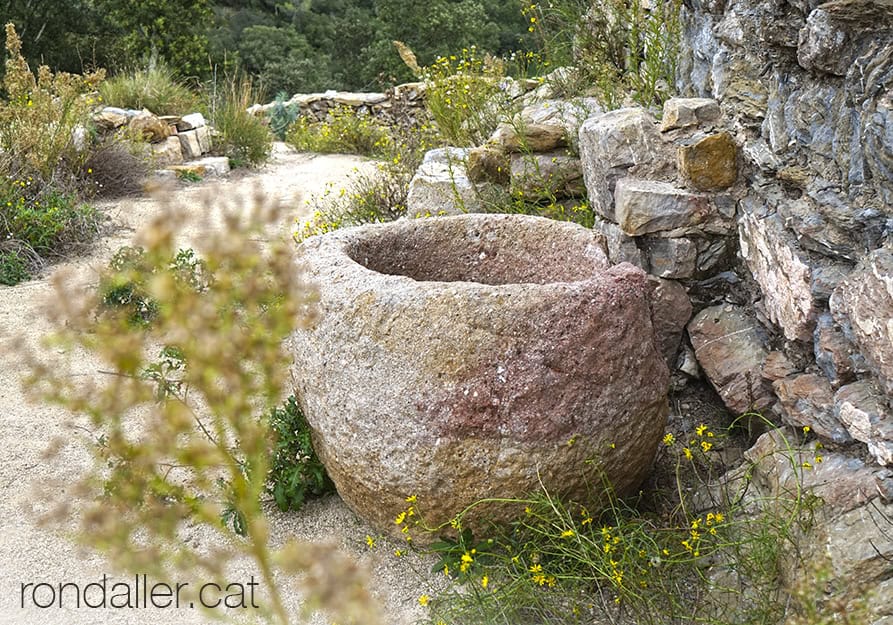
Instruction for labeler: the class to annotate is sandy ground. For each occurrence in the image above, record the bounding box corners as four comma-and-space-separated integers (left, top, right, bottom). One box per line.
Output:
0, 145, 440, 625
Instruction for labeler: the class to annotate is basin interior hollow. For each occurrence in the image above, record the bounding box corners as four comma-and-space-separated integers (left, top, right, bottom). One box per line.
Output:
345, 217, 606, 285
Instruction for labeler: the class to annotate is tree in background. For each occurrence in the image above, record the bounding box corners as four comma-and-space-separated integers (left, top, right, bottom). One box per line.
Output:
3, 0, 535, 94
1, 0, 103, 76
92, 0, 214, 78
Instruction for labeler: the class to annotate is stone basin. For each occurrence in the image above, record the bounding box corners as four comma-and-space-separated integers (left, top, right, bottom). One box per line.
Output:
292, 214, 669, 538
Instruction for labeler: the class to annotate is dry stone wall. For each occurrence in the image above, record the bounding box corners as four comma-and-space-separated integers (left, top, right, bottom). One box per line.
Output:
250, 82, 428, 130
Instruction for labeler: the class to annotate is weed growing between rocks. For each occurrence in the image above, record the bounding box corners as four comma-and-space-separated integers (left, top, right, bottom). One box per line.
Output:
265, 395, 336, 513
13, 193, 379, 625
416, 46, 512, 147
379, 421, 836, 625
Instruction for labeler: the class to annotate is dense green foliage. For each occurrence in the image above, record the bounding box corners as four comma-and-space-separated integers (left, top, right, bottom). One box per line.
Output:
3, 0, 531, 91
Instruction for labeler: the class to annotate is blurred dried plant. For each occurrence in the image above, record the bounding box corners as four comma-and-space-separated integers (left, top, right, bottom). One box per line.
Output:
11, 189, 381, 625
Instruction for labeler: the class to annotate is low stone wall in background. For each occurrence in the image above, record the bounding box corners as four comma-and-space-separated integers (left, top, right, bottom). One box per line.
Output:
248, 82, 429, 130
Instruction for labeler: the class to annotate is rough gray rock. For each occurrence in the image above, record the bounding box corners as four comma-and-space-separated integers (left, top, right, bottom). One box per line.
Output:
797, 8, 850, 76
830, 248, 893, 396
738, 209, 818, 342
578, 108, 669, 221
489, 98, 602, 153
178, 130, 203, 159
151, 136, 184, 165
773, 373, 852, 444
660, 97, 722, 131
614, 178, 715, 236
643, 236, 698, 280
648, 277, 693, 367
835, 381, 893, 466
688, 304, 774, 415
175, 112, 206, 131
814, 312, 861, 388
406, 148, 481, 216
590, 216, 645, 268
292, 214, 670, 538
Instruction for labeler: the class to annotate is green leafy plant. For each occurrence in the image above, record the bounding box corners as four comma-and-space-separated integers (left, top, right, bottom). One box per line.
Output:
175, 169, 203, 183
286, 105, 393, 157
295, 122, 439, 240
208, 73, 272, 168
266, 395, 335, 512
0, 174, 101, 284
99, 62, 202, 116
0, 248, 31, 285
267, 92, 301, 141
98, 246, 208, 326
524, 0, 682, 107
16, 194, 380, 625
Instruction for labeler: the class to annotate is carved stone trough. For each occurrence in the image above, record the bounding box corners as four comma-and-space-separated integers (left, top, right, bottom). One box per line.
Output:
292, 214, 669, 537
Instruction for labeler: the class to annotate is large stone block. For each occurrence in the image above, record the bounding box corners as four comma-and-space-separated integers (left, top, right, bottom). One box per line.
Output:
678, 131, 739, 191
660, 97, 722, 131
151, 136, 184, 165
178, 130, 203, 159
490, 98, 603, 153
578, 108, 668, 221
406, 148, 481, 216
614, 178, 715, 236
644, 236, 698, 279
292, 214, 669, 538
773, 373, 852, 444
830, 248, 893, 396
835, 381, 893, 466
738, 208, 818, 341
688, 304, 775, 415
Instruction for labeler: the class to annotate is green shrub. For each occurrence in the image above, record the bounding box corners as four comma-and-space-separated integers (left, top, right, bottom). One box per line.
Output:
0, 23, 105, 190
0, 248, 31, 285
0, 175, 102, 284
416, 46, 509, 146
208, 74, 273, 168
98, 246, 208, 326
266, 395, 335, 512
287, 105, 393, 157
525, 0, 682, 107
99, 63, 202, 116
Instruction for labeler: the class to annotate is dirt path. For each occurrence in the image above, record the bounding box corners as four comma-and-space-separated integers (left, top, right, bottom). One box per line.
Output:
0, 145, 437, 625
